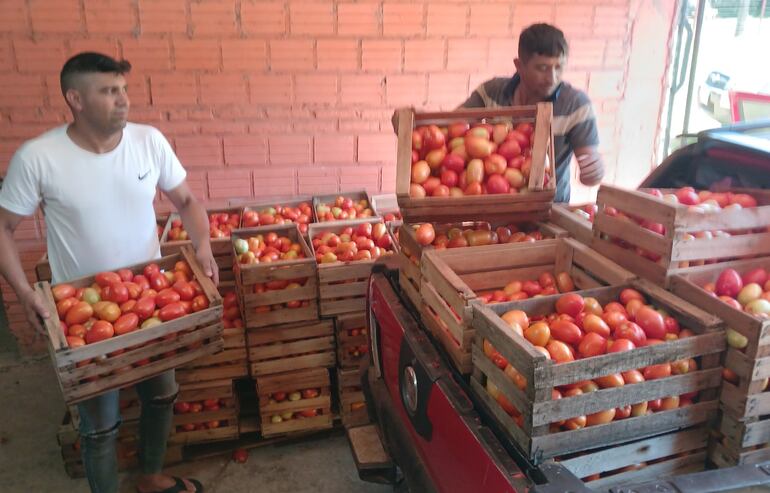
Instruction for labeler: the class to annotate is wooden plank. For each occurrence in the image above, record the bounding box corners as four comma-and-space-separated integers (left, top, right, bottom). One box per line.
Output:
550, 204, 593, 244
596, 185, 677, 227
261, 413, 333, 437
528, 102, 551, 191
585, 452, 705, 490
590, 236, 669, 286
470, 376, 532, 454
243, 302, 319, 328
594, 212, 672, 256
421, 302, 473, 374
672, 231, 770, 262
320, 297, 367, 317
251, 352, 335, 377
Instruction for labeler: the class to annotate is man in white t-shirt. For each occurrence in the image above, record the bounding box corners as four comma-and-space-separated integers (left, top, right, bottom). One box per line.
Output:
0, 53, 213, 493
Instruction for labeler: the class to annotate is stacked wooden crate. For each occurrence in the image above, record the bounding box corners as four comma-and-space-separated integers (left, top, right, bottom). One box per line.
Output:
420, 238, 635, 374
334, 311, 370, 427
671, 258, 770, 467
549, 203, 595, 245
169, 379, 239, 445
234, 223, 335, 438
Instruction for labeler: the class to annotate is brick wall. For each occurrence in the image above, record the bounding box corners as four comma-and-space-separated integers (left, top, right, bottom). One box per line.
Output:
0, 0, 676, 354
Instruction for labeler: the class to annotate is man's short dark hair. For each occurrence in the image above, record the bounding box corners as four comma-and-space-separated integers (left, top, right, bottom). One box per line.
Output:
60, 52, 131, 96
518, 23, 569, 62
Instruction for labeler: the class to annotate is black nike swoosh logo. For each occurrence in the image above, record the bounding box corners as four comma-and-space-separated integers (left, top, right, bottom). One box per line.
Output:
138, 170, 150, 180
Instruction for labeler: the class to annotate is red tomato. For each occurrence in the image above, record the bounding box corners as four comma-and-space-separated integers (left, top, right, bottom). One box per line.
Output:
622, 369, 645, 384
603, 310, 628, 331
68, 324, 87, 339
65, 301, 94, 326
634, 306, 666, 339
144, 263, 161, 279
595, 373, 625, 388
180, 300, 193, 313
586, 408, 616, 426
223, 291, 238, 309
114, 313, 139, 336
133, 275, 151, 292
133, 297, 156, 321
555, 293, 585, 318
619, 288, 645, 305
120, 300, 137, 313
52, 284, 76, 302
191, 295, 209, 312
415, 224, 436, 246
608, 338, 636, 353
174, 401, 191, 414
159, 302, 187, 322
117, 268, 134, 282
155, 288, 181, 308
524, 322, 550, 347
643, 363, 672, 380
549, 320, 583, 345
664, 316, 680, 334
582, 314, 611, 338
57, 297, 79, 318
172, 280, 196, 301
103, 282, 129, 304
95, 271, 122, 288
66, 335, 86, 349
615, 321, 647, 347
85, 320, 114, 344
578, 332, 607, 358
124, 282, 142, 300
546, 340, 575, 363
151, 272, 171, 291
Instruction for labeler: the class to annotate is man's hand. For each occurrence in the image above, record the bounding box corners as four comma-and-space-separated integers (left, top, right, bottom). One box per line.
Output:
195, 244, 219, 287
576, 150, 604, 186
19, 289, 50, 336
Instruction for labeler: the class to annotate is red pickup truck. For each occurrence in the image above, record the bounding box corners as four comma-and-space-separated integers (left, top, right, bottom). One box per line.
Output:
353, 122, 770, 492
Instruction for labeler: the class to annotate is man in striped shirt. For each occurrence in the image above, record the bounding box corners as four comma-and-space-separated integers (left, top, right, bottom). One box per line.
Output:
460, 23, 604, 203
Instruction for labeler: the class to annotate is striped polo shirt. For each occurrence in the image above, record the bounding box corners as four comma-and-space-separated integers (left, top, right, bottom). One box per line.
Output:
459, 74, 599, 203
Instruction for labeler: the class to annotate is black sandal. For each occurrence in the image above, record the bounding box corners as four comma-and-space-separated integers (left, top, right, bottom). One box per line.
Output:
138, 477, 204, 493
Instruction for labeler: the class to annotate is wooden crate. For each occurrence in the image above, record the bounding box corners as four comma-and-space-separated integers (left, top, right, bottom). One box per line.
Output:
591, 185, 770, 286
553, 426, 708, 490
36, 246, 224, 406
394, 105, 556, 224
370, 193, 403, 227
312, 190, 374, 223
470, 278, 724, 462
176, 327, 248, 383
238, 196, 314, 232
338, 368, 369, 428
550, 203, 594, 245
309, 218, 396, 317
670, 257, 770, 467
256, 367, 333, 438
335, 311, 368, 370
169, 379, 239, 445
420, 238, 635, 374
232, 223, 319, 328
247, 320, 335, 376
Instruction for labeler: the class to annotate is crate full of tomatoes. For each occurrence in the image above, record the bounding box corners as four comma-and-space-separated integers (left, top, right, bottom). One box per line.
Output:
240, 197, 314, 235
36, 246, 223, 406
169, 379, 239, 445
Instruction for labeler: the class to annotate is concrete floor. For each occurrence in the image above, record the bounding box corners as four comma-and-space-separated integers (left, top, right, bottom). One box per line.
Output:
0, 354, 393, 493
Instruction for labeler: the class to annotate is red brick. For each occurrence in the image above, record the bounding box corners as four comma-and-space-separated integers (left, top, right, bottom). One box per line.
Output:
404, 40, 445, 72
427, 73, 469, 110
249, 75, 292, 105
265, 107, 311, 121
293, 119, 337, 133
200, 121, 248, 135
604, 40, 626, 68
137, 0, 188, 34
182, 169, 208, 201
314, 135, 355, 164
13, 39, 67, 73
0, 40, 14, 72
223, 135, 268, 166
317, 40, 359, 72
200, 74, 248, 105
290, 1, 333, 35
222, 39, 267, 71
124, 72, 150, 106
150, 74, 198, 105
173, 40, 220, 71
249, 121, 292, 133
168, 108, 213, 121
512, 3, 554, 35
340, 166, 380, 192
0, 0, 30, 34
253, 168, 296, 196
270, 40, 313, 72
357, 134, 396, 163
208, 169, 252, 199
595, 6, 629, 37
342, 75, 384, 108
84, 0, 137, 34
297, 167, 338, 195
487, 39, 517, 74
0, 75, 45, 109
128, 107, 164, 123
190, 0, 237, 35
427, 3, 467, 36
0, 122, 50, 140
555, 6, 594, 38
0, 141, 22, 172
269, 135, 312, 165
154, 121, 200, 136
44, 75, 67, 110
383, 3, 424, 37
381, 163, 396, 192
121, 39, 171, 71
66, 38, 119, 59
295, 75, 337, 105
215, 107, 263, 120
447, 39, 489, 72
569, 39, 606, 69
469, 3, 511, 37
386, 74, 427, 107
30, 0, 83, 34
241, 1, 286, 35
339, 119, 380, 133
338, 2, 380, 36
175, 136, 223, 168
362, 40, 402, 72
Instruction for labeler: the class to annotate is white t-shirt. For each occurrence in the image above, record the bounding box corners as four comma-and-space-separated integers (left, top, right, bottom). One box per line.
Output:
0, 123, 187, 283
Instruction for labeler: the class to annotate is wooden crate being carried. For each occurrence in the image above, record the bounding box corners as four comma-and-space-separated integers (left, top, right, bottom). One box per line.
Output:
247, 319, 335, 377
337, 368, 369, 428
309, 218, 396, 317
256, 367, 333, 438
169, 378, 239, 445
471, 278, 724, 462
36, 246, 224, 406
176, 326, 248, 383
233, 223, 319, 328
591, 185, 770, 286
394, 104, 556, 224
313, 190, 375, 223
670, 257, 770, 467
335, 311, 368, 370
160, 207, 241, 285
420, 238, 635, 374
550, 203, 595, 245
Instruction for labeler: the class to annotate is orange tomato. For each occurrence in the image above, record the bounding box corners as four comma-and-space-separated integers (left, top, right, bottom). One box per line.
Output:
586, 408, 616, 426
578, 332, 607, 358
582, 314, 611, 338
85, 320, 114, 344
619, 288, 645, 305
502, 309, 529, 330
52, 284, 76, 302
549, 320, 582, 345
595, 373, 624, 388
555, 293, 585, 318
65, 301, 94, 326
546, 340, 575, 363
643, 363, 672, 381
114, 313, 139, 336
524, 322, 550, 347
622, 369, 645, 384
564, 415, 587, 430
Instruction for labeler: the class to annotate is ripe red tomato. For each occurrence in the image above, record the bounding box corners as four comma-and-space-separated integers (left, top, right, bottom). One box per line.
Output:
52, 284, 76, 302
174, 401, 191, 414
582, 314, 611, 338
159, 302, 187, 322
643, 363, 672, 380
608, 338, 636, 353
546, 340, 575, 363
619, 288, 645, 305
57, 297, 79, 318
86, 320, 114, 344
65, 301, 94, 326
117, 268, 134, 283
95, 271, 122, 288
191, 295, 209, 313
555, 293, 585, 318
415, 224, 436, 246
133, 275, 151, 292
150, 272, 170, 291
578, 332, 607, 358
156, 288, 181, 308
615, 321, 647, 347
634, 306, 666, 339
66, 335, 86, 349
622, 369, 645, 384
102, 282, 129, 304
549, 320, 583, 345
68, 324, 87, 339
114, 313, 139, 336
133, 297, 156, 321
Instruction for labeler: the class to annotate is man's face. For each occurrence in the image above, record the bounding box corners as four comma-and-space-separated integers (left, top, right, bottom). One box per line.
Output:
67, 72, 130, 133
515, 53, 566, 101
